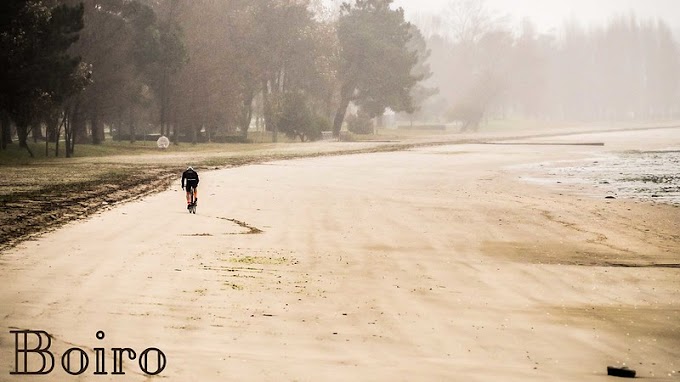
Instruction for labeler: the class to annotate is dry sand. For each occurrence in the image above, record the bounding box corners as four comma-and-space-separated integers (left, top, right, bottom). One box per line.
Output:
1, 127, 678, 381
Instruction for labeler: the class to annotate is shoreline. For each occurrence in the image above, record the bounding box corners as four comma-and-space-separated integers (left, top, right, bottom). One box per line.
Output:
517, 147, 680, 207
3, 124, 680, 251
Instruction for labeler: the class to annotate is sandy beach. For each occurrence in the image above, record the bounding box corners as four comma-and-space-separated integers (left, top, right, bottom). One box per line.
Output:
1, 127, 678, 381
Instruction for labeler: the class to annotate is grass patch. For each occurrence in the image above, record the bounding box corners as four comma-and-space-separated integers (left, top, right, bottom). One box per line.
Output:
0, 139, 280, 161
0, 163, 161, 199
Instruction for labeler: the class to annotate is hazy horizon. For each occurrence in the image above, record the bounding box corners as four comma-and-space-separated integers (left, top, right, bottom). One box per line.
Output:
326, 0, 680, 34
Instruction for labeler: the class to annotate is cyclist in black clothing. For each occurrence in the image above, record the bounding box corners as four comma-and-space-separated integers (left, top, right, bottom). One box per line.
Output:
181, 166, 199, 210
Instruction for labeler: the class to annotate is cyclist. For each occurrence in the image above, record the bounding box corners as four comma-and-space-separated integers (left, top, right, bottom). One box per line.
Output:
181, 166, 199, 210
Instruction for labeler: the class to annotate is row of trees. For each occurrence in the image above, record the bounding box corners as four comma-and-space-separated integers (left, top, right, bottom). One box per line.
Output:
0, 0, 189, 155
1, 0, 430, 156
411, 1, 680, 129
6, 0, 675, 154
0, 0, 88, 155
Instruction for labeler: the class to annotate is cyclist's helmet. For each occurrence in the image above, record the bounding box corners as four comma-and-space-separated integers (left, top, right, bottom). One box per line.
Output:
187, 166, 193, 171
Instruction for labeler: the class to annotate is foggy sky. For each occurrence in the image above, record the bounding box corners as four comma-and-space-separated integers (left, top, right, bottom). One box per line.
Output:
379, 0, 680, 33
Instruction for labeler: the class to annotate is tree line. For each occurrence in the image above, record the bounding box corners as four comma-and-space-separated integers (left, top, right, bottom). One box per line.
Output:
412, 1, 680, 130
4, 0, 677, 157
1, 0, 429, 156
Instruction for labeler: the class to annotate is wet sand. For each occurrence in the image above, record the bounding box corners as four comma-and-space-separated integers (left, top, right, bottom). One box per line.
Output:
0, 127, 678, 381
513, 127, 680, 205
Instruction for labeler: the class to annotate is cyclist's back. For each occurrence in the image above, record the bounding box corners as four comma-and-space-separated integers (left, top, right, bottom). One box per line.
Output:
182, 166, 199, 210
182, 167, 199, 190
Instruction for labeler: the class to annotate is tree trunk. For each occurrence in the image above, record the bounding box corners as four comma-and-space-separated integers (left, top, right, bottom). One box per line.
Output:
17, 124, 29, 148
67, 102, 81, 157
21, 128, 34, 157
66, 119, 73, 157
332, 95, 351, 137
31, 124, 44, 143
1, 111, 11, 149
65, 109, 72, 158
46, 113, 59, 143
325, 88, 334, 122
116, 106, 123, 141
56, 112, 66, 157
13, 103, 33, 153
172, 123, 179, 145
17, 120, 33, 158
332, 82, 355, 137
244, 106, 252, 139
129, 108, 136, 144
240, 91, 255, 139
261, 80, 278, 143
159, 68, 168, 137
91, 104, 104, 145
72, 104, 87, 144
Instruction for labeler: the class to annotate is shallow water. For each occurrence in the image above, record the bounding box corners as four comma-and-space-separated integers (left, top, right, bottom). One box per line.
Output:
522, 150, 680, 205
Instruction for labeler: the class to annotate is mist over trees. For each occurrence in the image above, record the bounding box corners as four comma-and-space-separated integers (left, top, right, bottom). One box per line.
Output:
412, 0, 680, 129
2, 0, 679, 157
1, 0, 429, 156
